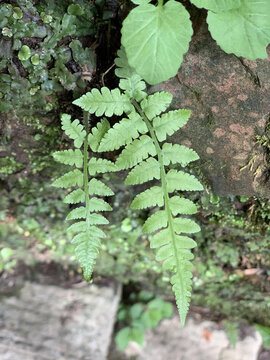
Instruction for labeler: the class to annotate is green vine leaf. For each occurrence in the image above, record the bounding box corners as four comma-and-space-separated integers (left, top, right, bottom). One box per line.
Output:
207, 0, 270, 59
190, 0, 241, 12
121, 0, 193, 84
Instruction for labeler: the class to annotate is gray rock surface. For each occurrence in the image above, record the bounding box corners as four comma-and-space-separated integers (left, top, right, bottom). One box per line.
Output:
0, 281, 121, 360
111, 315, 262, 360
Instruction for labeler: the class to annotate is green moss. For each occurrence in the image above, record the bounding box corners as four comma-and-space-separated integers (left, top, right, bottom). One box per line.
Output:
0, 156, 24, 178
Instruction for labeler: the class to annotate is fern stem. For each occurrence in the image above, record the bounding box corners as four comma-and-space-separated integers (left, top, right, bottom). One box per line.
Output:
131, 100, 183, 283
83, 111, 90, 232
158, 0, 164, 7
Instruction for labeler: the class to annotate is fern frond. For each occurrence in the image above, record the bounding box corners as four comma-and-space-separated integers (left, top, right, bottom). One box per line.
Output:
98, 112, 147, 152
53, 111, 115, 282
166, 170, 203, 193
162, 143, 199, 166
88, 157, 117, 176
52, 169, 83, 188
64, 189, 85, 204
88, 118, 110, 152
53, 149, 83, 168
125, 157, 160, 185
73, 87, 133, 117
116, 135, 156, 170
61, 114, 86, 148
130, 186, 163, 210
118, 91, 203, 327
153, 110, 190, 142
88, 179, 114, 196
140, 92, 173, 120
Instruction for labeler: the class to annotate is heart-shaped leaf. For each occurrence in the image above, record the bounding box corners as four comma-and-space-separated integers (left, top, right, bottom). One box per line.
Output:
207, 0, 270, 59
190, 0, 241, 12
121, 0, 192, 84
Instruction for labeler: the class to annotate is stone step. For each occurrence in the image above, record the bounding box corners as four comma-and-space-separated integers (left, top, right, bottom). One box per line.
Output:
0, 281, 121, 360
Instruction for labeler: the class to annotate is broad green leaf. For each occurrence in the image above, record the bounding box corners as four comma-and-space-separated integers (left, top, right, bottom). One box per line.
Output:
130, 328, 145, 346
190, 0, 241, 12
64, 189, 85, 204
166, 170, 203, 193
52, 169, 83, 188
18, 45, 31, 61
67, 4, 84, 15
153, 110, 190, 142
130, 303, 143, 319
207, 0, 270, 59
88, 158, 117, 176
88, 118, 110, 152
131, 186, 163, 209
116, 327, 131, 350
99, 112, 147, 151
73, 87, 133, 117
116, 135, 156, 170
169, 196, 197, 215
142, 210, 168, 233
53, 149, 83, 168
162, 143, 199, 166
141, 92, 172, 120
125, 157, 160, 185
88, 178, 114, 196
121, 1, 193, 84
61, 114, 86, 148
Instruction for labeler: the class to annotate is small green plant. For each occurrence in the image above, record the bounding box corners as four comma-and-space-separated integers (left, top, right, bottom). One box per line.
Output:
116, 291, 173, 350
121, 0, 270, 84
72, 47, 203, 325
